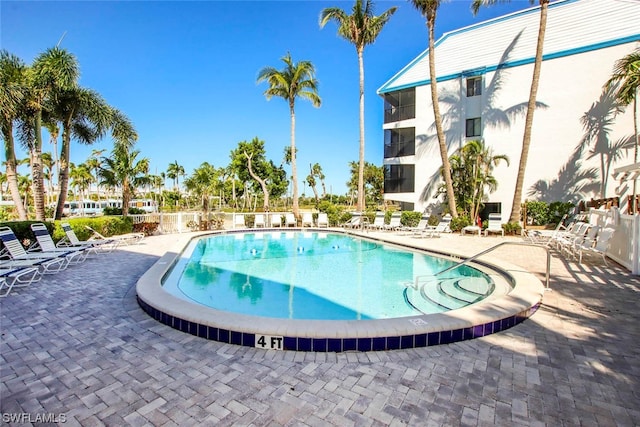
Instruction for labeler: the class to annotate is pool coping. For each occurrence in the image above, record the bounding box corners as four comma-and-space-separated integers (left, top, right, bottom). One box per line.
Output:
136, 228, 545, 352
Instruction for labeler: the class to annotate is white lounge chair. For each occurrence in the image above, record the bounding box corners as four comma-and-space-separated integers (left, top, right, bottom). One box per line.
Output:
57, 223, 118, 253
270, 213, 282, 227
366, 212, 385, 230
420, 214, 452, 238
285, 213, 297, 227
484, 213, 504, 237
233, 214, 246, 229
0, 227, 70, 273
576, 227, 615, 265
0, 266, 41, 297
30, 223, 89, 264
254, 214, 266, 228
382, 212, 402, 231
85, 225, 144, 245
398, 216, 430, 235
317, 213, 329, 228
301, 213, 314, 227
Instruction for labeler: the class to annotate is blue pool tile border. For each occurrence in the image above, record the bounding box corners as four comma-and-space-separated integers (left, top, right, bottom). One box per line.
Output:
137, 296, 542, 352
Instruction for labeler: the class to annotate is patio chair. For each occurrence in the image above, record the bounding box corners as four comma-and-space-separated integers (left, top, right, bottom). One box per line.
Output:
576, 227, 615, 265
233, 214, 246, 229
30, 223, 89, 264
382, 212, 402, 231
301, 213, 314, 227
398, 216, 430, 236
419, 214, 452, 238
317, 213, 329, 228
270, 213, 282, 227
85, 225, 144, 245
366, 212, 385, 230
57, 223, 118, 253
285, 213, 297, 227
484, 213, 504, 237
561, 224, 599, 259
254, 214, 266, 228
0, 266, 41, 297
0, 226, 78, 270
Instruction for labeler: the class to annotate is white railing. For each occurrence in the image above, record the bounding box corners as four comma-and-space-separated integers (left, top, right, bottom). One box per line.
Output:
589, 208, 639, 274
129, 212, 205, 234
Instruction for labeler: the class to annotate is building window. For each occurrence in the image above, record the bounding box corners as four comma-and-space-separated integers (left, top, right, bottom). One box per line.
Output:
384, 127, 415, 158
466, 77, 482, 97
384, 164, 415, 193
384, 88, 415, 123
466, 117, 481, 137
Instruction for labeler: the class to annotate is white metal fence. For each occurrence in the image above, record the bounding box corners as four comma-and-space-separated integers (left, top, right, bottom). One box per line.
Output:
589, 208, 639, 274
129, 212, 204, 234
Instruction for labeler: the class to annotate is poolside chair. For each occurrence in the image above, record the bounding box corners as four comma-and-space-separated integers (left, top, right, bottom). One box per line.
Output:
0, 265, 41, 297
233, 214, 246, 229
57, 223, 118, 253
561, 224, 599, 258
317, 213, 329, 228
366, 212, 385, 230
342, 213, 364, 229
270, 213, 282, 227
0, 226, 77, 270
382, 212, 402, 231
254, 214, 266, 228
419, 214, 452, 238
285, 213, 297, 227
484, 213, 504, 237
30, 223, 90, 264
576, 227, 615, 265
301, 213, 314, 227
85, 225, 144, 245
523, 214, 568, 246
398, 216, 430, 236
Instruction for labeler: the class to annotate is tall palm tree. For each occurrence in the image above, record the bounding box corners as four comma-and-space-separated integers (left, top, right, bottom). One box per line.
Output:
320, 0, 396, 212
472, 0, 550, 223
41, 152, 55, 205
257, 52, 321, 217
52, 87, 112, 219
0, 50, 28, 219
184, 162, 219, 216
87, 149, 106, 198
409, 0, 458, 218
167, 160, 185, 191
29, 47, 79, 220
605, 47, 640, 212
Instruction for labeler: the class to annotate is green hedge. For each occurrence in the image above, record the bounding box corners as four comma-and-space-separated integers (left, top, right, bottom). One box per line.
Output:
0, 216, 134, 247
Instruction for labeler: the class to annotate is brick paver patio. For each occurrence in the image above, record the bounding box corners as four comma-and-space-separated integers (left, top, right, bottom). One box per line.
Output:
1, 231, 639, 426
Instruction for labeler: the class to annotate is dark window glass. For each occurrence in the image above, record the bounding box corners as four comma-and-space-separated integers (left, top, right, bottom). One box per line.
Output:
384, 127, 415, 158
465, 117, 481, 137
466, 77, 482, 97
384, 165, 415, 193
384, 88, 416, 123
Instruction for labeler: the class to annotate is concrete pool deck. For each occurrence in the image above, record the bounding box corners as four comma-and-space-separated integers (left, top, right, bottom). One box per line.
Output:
1, 230, 639, 425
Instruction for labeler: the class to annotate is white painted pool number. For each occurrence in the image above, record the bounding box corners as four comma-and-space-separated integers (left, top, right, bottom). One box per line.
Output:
255, 335, 284, 350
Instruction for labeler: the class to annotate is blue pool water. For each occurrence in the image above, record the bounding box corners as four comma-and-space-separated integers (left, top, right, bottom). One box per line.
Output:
163, 231, 494, 320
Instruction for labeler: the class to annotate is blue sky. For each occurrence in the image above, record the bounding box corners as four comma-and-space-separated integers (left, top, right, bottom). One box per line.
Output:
2, 0, 532, 196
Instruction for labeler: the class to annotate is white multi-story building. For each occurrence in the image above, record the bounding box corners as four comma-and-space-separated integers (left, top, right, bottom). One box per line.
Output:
377, 0, 640, 221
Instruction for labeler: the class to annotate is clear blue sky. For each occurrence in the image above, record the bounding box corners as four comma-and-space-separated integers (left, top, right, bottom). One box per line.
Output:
2, 0, 531, 196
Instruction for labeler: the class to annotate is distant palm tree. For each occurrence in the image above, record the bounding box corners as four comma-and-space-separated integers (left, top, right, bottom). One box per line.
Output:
320, 0, 396, 212
0, 50, 28, 219
472, 0, 550, 223
99, 145, 148, 217
409, 0, 458, 218
605, 47, 640, 211
69, 162, 93, 207
184, 162, 219, 216
167, 160, 185, 191
257, 52, 321, 217
41, 152, 55, 205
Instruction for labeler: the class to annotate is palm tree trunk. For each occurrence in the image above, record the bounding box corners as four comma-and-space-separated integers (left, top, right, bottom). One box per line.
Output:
428, 16, 457, 218
357, 47, 366, 212
55, 117, 72, 219
290, 104, 299, 217
509, 0, 548, 224
31, 113, 46, 220
3, 131, 28, 220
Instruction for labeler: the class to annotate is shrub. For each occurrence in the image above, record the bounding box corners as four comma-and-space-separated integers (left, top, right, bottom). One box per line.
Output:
449, 215, 471, 232
503, 221, 522, 235
525, 201, 549, 225
401, 211, 422, 227
548, 201, 575, 226
0, 220, 55, 248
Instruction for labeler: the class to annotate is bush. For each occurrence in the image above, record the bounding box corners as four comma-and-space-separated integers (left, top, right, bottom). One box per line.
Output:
401, 211, 422, 227
449, 215, 471, 232
503, 221, 522, 236
548, 201, 575, 226
0, 220, 55, 248
318, 200, 349, 226
525, 201, 549, 225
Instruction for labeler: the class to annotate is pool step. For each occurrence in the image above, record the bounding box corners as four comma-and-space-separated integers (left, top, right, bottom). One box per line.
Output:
405, 277, 493, 313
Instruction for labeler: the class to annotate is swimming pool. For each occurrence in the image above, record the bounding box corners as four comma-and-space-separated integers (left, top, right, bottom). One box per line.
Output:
137, 229, 544, 352
162, 231, 495, 320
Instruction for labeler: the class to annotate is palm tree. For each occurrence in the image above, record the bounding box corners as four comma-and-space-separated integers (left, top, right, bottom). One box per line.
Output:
605, 47, 640, 211
320, 0, 396, 212
52, 87, 112, 219
41, 152, 55, 205
87, 149, 105, 198
69, 162, 93, 208
409, 0, 458, 218
0, 50, 28, 219
472, 0, 550, 223
184, 162, 219, 216
99, 145, 148, 217
29, 47, 80, 220
257, 52, 321, 217
167, 160, 185, 191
